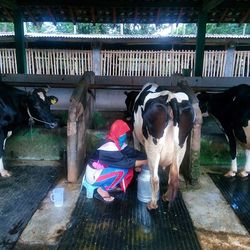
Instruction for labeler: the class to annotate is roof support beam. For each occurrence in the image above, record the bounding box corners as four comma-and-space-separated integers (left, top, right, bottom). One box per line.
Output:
194, 11, 207, 77
13, 7, 27, 74
202, 0, 224, 12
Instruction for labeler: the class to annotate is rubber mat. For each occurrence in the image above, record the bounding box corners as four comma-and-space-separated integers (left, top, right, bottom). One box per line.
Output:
58, 176, 200, 250
209, 173, 250, 233
0, 165, 59, 250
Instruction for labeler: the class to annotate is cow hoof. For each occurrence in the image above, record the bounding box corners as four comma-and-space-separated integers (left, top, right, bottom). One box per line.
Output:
0, 170, 11, 177
238, 171, 249, 178
147, 201, 158, 210
224, 171, 236, 177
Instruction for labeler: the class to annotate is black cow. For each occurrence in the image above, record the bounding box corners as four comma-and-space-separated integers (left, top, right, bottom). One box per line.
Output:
0, 84, 58, 177
131, 83, 195, 210
197, 84, 250, 177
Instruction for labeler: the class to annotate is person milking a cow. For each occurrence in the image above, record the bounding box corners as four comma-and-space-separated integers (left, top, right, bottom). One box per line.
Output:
83, 119, 147, 203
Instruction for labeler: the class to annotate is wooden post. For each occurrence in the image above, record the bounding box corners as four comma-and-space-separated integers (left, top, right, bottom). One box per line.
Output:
172, 74, 203, 185
13, 7, 27, 74
67, 71, 95, 182
224, 45, 235, 77
92, 43, 101, 76
194, 11, 207, 77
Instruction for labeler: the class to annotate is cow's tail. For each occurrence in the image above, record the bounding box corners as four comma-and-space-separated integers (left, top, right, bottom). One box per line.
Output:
169, 97, 180, 126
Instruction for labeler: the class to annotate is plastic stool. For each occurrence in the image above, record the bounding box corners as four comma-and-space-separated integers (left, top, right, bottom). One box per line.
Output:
81, 175, 97, 198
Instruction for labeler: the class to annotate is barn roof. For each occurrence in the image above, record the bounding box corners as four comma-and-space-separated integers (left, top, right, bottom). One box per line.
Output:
1, 32, 249, 48
0, 0, 250, 24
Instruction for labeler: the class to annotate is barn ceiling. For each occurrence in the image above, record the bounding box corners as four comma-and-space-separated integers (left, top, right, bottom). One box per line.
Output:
0, 0, 249, 24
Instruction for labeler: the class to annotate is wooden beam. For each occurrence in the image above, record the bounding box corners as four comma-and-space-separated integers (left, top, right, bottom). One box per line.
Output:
25, 6, 37, 25
219, 8, 228, 23
134, 8, 138, 23
47, 6, 57, 25
0, 0, 16, 10
156, 8, 161, 24
2, 6, 13, 22
195, 11, 207, 77
13, 7, 27, 74
176, 8, 183, 25
22, 0, 200, 9
112, 7, 116, 23
91, 7, 96, 24
240, 10, 250, 24
68, 6, 76, 25
202, 0, 224, 12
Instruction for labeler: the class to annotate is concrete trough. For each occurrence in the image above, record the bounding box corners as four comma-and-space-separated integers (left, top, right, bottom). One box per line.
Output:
4, 127, 67, 167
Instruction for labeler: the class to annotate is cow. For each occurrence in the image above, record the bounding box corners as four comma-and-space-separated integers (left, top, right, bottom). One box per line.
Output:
0, 84, 59, 177
197, 84, 250, 178
131, 83, 195, 210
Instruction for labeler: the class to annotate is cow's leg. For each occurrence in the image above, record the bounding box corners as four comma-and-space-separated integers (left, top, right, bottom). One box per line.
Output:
0, 131, 11, 177
224, 129, 237, 177
238, 149, 250, 177
133, 130, 141, 151
162, 160, 179, 203
162, 128, 184, 204
146, 150, 160, 210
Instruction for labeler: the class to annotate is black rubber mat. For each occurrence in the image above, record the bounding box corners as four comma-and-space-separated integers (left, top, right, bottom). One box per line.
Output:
209, 173, 250, 233
58, 175, 200, 250
0, 165, 59, 250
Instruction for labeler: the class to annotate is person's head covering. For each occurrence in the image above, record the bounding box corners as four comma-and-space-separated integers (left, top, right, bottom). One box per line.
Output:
106, 119, 130, 150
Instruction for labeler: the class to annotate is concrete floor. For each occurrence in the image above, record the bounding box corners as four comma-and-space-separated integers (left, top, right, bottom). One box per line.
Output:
16, 177, 82, 249
182, 174, 250, 250
15, 168, 250, 250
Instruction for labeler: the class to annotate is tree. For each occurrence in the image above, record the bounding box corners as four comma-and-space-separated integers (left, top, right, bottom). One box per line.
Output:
122, 24, 156, 35
56, 22, 74, 33
0, 22, 14, 32
206, 23, 248, 35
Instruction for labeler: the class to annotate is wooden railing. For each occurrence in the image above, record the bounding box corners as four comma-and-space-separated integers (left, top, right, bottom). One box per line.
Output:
101, 50, 195, 76
0, 48, 249, 77
0, 48, 17, 74
233, 51, 250, 77
26, 49, 93, 75
203, 50, 227, 77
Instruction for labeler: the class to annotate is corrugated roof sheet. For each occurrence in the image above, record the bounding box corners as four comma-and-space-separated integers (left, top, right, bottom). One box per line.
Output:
0, 32, 250, 39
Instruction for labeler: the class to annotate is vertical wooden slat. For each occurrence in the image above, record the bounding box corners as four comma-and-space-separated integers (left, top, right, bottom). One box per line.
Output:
247, 51, 250, 77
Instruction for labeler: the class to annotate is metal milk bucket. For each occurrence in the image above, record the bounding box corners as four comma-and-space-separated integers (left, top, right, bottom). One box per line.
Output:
137, 165, 159, 203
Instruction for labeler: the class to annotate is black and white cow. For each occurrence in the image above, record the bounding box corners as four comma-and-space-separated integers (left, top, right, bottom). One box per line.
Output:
132, 83, 195, 210
197, 84, 250, 177
0, 84, 58, 177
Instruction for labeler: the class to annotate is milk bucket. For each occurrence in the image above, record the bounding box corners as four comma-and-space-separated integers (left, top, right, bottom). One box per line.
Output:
137, 165, 159, 203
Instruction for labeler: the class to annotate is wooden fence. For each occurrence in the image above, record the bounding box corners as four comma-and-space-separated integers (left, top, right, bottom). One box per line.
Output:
26, 49, 93, 75
233, 51, 250, 77
0, 49, 17, 74
101, 50, 195, 76
0, 48, 249, 77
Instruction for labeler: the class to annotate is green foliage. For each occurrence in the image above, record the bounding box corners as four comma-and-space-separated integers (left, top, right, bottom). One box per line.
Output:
0, 22, 14, 32
0, 21, 249, 35
206, 23, 249, 35
76, 23, 120, 34
25, 22, 57, 33
56, 22, 74, 33
122, 24, 157, 35
91, 111, 106, 129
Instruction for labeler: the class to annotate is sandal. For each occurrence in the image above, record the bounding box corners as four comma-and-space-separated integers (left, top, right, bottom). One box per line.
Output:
94, 190, 115, 204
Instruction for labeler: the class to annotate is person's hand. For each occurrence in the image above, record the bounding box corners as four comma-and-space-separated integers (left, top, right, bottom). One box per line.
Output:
135, 166, 142, 172
135, 159, 148, 167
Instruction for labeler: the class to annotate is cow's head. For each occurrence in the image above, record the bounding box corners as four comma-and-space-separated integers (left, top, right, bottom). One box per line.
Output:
26, 88, 58, 128
196, 92, 210, 116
